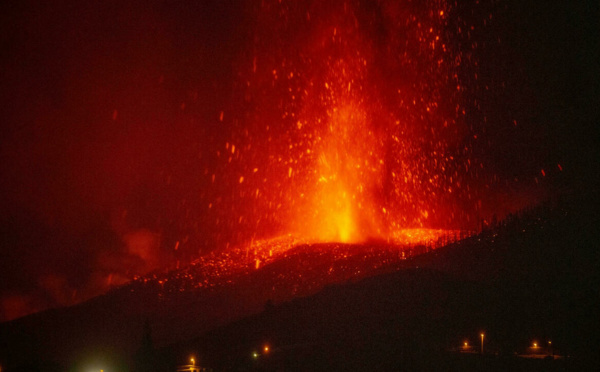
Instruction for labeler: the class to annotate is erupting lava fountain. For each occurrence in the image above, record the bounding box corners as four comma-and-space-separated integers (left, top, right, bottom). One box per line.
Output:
205, 0, 481, 256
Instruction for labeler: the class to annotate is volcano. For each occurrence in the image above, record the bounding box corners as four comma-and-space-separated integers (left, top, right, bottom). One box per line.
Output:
0, 0, 598, 370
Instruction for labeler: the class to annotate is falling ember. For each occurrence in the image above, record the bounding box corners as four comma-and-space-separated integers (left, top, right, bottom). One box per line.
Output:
213, 0, 479, 249
298, 99, 383, 243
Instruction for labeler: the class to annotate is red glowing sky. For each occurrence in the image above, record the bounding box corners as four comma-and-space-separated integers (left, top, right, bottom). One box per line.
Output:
0, 0, 596, 321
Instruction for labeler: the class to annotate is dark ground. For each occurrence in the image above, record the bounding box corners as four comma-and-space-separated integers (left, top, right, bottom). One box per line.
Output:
167, 193, 599, 371
1, 193, 598, 371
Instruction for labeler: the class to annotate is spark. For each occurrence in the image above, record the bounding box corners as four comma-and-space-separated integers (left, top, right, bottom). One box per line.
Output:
174, 0, 514, 268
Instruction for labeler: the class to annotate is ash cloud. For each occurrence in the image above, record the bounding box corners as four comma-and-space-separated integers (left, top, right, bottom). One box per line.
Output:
0, 211, 169, 321
0, 0, 242, 320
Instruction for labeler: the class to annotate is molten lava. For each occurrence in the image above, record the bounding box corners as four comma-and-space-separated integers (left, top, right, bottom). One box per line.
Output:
211, 0, 476, 249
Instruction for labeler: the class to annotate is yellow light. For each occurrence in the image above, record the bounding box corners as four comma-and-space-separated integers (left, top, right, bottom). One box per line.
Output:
533, 342, 537, 348
191, 357, 195, 365
464, 342, 468, 346
480, 333, 485, 354
264, 345, 270, 352
253, 352, 258, 359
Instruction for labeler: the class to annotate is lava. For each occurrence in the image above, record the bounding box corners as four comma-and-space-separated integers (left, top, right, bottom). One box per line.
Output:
212, 0, 477, 249
130, 228, 467, 300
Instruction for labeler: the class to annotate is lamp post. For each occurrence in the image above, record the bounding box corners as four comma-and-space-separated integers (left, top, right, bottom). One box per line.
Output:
480, 333, 484, 354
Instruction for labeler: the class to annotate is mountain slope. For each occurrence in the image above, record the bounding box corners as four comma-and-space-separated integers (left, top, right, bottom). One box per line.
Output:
1, 195, 598, 370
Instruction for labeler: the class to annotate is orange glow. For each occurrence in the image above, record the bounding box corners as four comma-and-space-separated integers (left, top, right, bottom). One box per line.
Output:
215, 0, 484, 254
288, 71, 385, 244
390, 228, 463, 246
0, 0, 550, 324
106, 1, 503, 310
264, 345, 270, 353
133, 228, 470, 303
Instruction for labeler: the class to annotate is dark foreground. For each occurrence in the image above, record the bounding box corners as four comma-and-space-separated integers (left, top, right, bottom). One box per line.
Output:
162, 195, 600, 371
1, 194, 599, 371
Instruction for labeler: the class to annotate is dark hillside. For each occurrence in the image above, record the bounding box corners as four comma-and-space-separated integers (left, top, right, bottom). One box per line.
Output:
1, 195, 598, 371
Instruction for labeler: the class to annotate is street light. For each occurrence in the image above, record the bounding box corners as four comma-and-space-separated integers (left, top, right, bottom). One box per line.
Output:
480, 333, 484, 354
190, 357, 195, 366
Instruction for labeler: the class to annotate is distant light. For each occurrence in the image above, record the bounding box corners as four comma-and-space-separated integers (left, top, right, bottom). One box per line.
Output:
264, 345, 270, 353
480, 333, 485, 354
191, 357, 195, 366
464, 342, 468, 347
533, 342, 538, 348
253, 352, 258, 359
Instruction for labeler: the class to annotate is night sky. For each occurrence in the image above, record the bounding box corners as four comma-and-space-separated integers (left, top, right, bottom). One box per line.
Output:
0, 0, 597, 321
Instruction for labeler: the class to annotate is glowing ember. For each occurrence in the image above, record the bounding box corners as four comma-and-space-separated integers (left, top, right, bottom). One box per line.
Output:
211, 0, 477, 249
131, 228, 470, 301
390, 228, 463, 246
